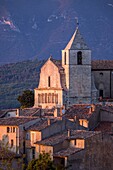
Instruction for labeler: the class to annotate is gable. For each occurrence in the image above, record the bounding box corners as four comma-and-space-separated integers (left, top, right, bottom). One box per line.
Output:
38, 58, 63, 89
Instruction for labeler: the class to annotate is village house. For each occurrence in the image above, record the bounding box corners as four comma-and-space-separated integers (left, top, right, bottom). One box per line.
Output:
34, 130, 104, 169
0, 117, 40, 154
25, 116, 82, 161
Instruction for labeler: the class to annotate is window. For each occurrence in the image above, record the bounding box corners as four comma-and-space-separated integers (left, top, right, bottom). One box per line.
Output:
55, 94, 58, 104
38, 94, 40, 104
42, 94, 45, 103
52, 93, 54, 103
48, 93, 51, 103
48, 76, 51, 87
31, 133, 36, 144
13, 127, 16, 133
100, 72, 103, 76
64, 52, 66, 65
7, 127, 10, 133
11, 139, 14, 147
45, 93, 47, 103
75, 140, 76, 145
32, 147, 35, 159
99, 90, 103, 98
40, 94, 42, 103
77, 51, 82, 65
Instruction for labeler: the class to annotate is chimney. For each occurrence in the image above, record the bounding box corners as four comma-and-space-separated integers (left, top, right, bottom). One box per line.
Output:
68, 129, 71, 137
54, 108, 58, 117
16, 108, 21, 116
47, 118, 51, 126
91, 104, 95, 112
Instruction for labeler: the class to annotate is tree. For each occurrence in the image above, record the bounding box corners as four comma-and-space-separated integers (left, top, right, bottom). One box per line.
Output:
17, 90, 34, 108
0, 140, 23, 170
27, 152, 56, 170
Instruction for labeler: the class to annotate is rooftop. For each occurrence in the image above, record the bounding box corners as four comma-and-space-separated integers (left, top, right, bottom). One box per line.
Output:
0, 117, 38, 126
64, 27, 90, 50
64, 104, 94, 120
35, 130, 100, 146
21, 107, 41, 117
69, 130, 101, 140
27, 118, 59, 131
94, 121, 113, 133
54, 147, 83, 157
92, 60, 113, 70
35, 131, 68, 146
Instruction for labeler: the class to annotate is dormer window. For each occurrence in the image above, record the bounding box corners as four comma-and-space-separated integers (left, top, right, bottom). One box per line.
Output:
77, 51, 82, 65
48, 76, 51, 87
64, 52, 66, 65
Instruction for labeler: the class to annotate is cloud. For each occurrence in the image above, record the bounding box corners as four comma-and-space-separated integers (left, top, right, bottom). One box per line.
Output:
108, 3, 113, 8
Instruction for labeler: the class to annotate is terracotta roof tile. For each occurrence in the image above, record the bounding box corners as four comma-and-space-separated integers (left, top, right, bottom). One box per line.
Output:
27, 118, 59, 131
94, 121, 113, 133
21, 108, 41, 117
54, 147, 83, 157
100, 106, 113, 113
36, 131, 68, 146
27, 119, 47, 131
35, 130, 100, 146
0, 117, 38, 126
69, 130, 101, 140
92, 60, 113, 70
64, 104, 93, 120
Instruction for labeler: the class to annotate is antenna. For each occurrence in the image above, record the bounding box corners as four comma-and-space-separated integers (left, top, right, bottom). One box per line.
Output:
75, 17, 79, 28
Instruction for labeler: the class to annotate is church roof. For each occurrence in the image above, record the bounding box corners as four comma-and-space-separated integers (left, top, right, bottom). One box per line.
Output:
50, 58, 62, 70
64, 27, 90, 50
92, 60, 113, 70
50, 58, 67, 90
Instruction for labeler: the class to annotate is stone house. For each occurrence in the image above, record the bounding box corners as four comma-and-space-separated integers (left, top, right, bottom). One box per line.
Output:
34, 130, 102, 169
64, 104, 113, 131
0, 117, 39, 154
25, 117, 80, 161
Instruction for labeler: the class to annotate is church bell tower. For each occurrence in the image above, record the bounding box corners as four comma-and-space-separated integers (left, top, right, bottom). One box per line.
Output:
62, 25, 92, 105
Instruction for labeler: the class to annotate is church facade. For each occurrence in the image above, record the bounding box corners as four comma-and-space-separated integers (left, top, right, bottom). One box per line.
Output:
34, 27, 113, 109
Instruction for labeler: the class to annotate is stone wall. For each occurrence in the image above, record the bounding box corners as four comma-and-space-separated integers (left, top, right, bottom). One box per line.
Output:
93, 70, 111, 98
100, 109, 113, 122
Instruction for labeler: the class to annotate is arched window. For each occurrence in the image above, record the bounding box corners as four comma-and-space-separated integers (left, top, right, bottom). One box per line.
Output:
40, 94, 42, 103
48, 93, 51, 103
64, 52, 66, 65
99, 83, 104, 98
42, 94, 45, 103
45, 93, 47, 103
52, 93, 54, 103
38, 94, 40, 104
7, 127, 10, 133
48, 76, 51, 87
55, 94, 58, 104
77, 51, 82, 65
100, 72, 103, 77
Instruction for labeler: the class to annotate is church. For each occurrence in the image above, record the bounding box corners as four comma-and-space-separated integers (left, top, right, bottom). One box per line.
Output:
34, 26, 113, 109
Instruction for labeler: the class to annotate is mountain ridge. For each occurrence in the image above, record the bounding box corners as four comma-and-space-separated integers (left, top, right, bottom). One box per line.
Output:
0, 0, 113, 65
